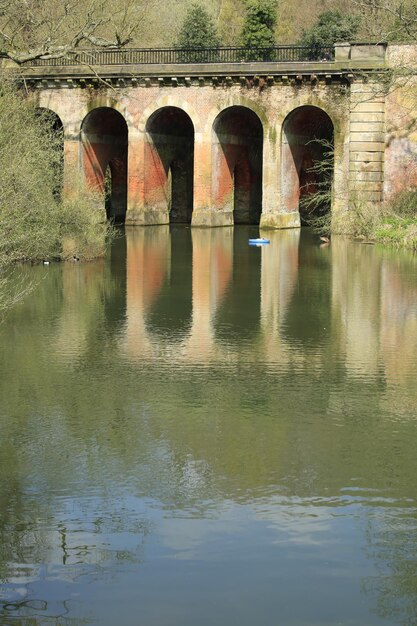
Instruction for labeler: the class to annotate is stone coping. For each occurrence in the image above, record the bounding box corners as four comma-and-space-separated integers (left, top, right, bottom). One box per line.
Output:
16, 60, 387, 82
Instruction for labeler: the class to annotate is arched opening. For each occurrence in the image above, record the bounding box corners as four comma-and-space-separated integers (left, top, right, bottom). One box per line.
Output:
81, 107, 128, 223
212, 106, 263, 225
36, 108, 64, 198
145, 107, 194, 224
281, 106, 334, 224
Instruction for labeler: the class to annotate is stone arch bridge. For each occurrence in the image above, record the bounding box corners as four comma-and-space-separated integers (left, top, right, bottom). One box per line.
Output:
12, 42, 417, 228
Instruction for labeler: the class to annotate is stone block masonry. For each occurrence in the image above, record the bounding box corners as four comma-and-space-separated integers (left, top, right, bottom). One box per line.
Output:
349, 82, 385, 204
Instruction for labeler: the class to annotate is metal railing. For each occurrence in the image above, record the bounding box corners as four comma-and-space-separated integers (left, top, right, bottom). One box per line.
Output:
25, 45, 335, 67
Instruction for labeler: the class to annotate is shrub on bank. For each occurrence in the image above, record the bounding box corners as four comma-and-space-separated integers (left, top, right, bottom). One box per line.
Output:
57, 186, 110, 261
300, 138, 417, 249
374, 189, 417, 249
312, 190, 417, 250
0, 77, 112, 268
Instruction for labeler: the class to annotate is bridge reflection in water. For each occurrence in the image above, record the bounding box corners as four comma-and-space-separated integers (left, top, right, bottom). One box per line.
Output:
118, 227, 300, 365
51, 226, 417, 396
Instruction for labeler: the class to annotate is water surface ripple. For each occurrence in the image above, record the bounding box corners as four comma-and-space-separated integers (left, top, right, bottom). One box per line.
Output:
1, 226, 417, 625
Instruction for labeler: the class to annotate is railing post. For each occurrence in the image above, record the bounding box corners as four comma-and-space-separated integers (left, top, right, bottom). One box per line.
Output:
334, 42, 351, 61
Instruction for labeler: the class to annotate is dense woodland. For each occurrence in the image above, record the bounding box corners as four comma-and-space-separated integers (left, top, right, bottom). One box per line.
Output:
0, 0, 416, 64
144, 0, 416, 47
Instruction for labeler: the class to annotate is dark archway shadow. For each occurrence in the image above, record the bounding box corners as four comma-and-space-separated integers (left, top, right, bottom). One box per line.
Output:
214, 226, 262, 345
281, 229, 332, 346
146, 226, 193, 342
281, 106, 334, 225
145, 107, 194, 224
212, 106, 263, 225
81, 107, 128, 224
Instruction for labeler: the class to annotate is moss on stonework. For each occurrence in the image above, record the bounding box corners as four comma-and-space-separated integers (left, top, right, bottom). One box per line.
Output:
86, 94, 119, 113
268, 124, 277, 144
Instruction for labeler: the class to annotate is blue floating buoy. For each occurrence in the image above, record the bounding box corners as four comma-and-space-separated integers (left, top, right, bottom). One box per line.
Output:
248, 238, 270, 246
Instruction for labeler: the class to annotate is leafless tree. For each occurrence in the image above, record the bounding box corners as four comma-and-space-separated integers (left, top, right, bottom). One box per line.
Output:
351, 0, 417, 41
0, 0, 160, 64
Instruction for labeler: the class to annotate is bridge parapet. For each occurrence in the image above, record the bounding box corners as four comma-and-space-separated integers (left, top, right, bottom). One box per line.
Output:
11, 43, 387, 85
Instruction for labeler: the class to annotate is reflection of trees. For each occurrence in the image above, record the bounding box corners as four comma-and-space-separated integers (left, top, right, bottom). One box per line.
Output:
362, 507, 417, 625
1, 599, 92, 625
0, 254, 149, 622
2, 233, 417, 497
358, 248, 417, 626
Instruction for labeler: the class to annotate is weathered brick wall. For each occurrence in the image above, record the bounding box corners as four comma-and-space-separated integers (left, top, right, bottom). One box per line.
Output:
37, 78, 351, 227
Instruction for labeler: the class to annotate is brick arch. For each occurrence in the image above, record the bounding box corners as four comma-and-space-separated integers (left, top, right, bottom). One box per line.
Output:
77, 98, 131, 134
211, 105, 264, 224
280, 100, 336, 130
203, 98, 267, 137
36, 107, 64, 198
144, 106, 195, 223
36, 94, 69, 127
35, 106, 64, 130
81, 106, 128, 222
138, 97, 200, 134
281, 105, 334, 222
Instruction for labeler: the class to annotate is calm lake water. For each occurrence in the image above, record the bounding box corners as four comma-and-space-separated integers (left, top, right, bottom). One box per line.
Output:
1, 226, 417, 626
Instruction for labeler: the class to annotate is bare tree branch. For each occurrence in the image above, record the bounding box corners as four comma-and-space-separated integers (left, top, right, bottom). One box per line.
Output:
0, 0, 161, 64
351, 0, 417, 42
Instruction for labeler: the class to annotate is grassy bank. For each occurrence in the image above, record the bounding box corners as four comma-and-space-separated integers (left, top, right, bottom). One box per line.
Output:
331, 191, 417, 250
372, 191, 417, 249
306, 189, 417, 251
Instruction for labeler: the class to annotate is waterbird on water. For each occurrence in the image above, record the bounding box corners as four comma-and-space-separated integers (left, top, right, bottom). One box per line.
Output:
319, 235, 330, 244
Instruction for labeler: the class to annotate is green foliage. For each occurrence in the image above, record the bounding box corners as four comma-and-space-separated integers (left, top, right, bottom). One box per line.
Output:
386, 0, 417, 42
0, 0, 157, 64
241, 0, 277, 59
374, 220, 417, 249
301, 137, 417, 250
0, 79, 61, 265
175, 3, 220, 61
0, 76, 112, 270
309, 192, 417, 251
299, 10, 361, 47
57, 187, 111, 261
374, 189, 417, 249
299, 139, 334, 230
217, 0, 245, 46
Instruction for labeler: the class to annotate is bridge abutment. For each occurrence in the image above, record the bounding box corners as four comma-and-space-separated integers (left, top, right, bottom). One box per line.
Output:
349, 81, 385, 205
